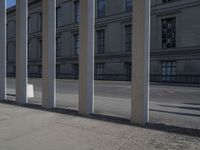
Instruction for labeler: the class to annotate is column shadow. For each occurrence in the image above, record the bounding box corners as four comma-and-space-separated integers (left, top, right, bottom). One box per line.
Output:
158, 104, 200, 111
0, 100, 200, 138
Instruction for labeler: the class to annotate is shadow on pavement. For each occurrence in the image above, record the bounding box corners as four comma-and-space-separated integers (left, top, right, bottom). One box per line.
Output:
0, 100, 200, 138
158, 104, 200, 111
184, 103, 200, 106
146, 123, 200, 138
151, 109, 200, 117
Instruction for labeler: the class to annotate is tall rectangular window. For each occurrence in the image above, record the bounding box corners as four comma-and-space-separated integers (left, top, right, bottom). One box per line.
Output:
38, 65, 42, 75
56, 7, 61, 27
162, 61, 176, 81
96, 63, 104, 80
6, 43, 8, 61
56, 64, 61, 74
126, 0, 132, 12
56, 37, 61, 57
13, 65, 16, 75
125, 62, 132, 81
28, 41, 31, 59
162, 17, 176, 49
38, 39, 42, 59
74, 1, 80, 23
28, 17, 31, 33
97, 0, 105, 18
125, 25, 132, 52
73, 33, 80, 56
96, 29, 105, 54
72, 64, 79, 79
38, 13, 42, 31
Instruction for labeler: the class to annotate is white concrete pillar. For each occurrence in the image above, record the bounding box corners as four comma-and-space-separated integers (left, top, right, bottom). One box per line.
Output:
0, 0, 6, 100
16, 0, 28, 104
131, 0, 150, 124
79, 0, 95, 115
42, 0, 56, 108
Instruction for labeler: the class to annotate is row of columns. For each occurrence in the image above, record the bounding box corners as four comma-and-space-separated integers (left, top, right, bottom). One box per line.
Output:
0, 0, 150, 124
0, 0, 6, 100
16, 0, 28, 104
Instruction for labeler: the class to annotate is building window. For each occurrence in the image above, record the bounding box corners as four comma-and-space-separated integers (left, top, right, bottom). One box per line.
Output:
13, 65, 16, 75
56, 64, 61, 74
126, 0, 132, 12
28, 41, 31, 59
56, 37, 61, 57
96, 63, 104, 80
38, 40, 42, 59
56, 7, 61, 27
161, 61, 176, 81
38, 65, 42, 75
125, 25, 132, 52
74, 1, 80, 23
125, 62, 131, 81
72, 64, 79, 79
28, 17, 31, 33
97, 0, 105, 18
38, 13, 42, 31
6, 23, 8, 36
6, 43, 8, 60
73, 33, 80, 56
96, 29, 105, 54
162, 17, 176, 49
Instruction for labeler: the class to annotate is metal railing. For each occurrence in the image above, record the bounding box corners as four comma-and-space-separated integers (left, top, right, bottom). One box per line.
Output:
95, 74, 131, 81
56, 73, 79, 79
150, 74, 200, 85
7, 72, 200, 85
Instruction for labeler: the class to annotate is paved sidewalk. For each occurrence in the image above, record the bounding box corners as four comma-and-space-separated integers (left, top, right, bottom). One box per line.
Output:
0, 102, 199, 150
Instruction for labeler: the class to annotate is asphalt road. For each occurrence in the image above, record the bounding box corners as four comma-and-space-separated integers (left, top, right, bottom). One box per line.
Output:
6, 78, 200, 129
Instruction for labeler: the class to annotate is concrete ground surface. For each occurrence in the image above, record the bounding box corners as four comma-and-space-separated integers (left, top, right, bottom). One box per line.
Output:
0, 78, 199, 149
0, 103, 199, 150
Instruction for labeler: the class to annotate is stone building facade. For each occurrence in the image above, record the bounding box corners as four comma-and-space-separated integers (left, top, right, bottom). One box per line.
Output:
6, 0, 200, 83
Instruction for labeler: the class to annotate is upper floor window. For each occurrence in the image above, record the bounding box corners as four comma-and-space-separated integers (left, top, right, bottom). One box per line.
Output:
96, 29, 105, 54
56, 37, 61, 57
74, 1, 80, 23
97, 0, 105, 18
125, 24, 132, 52
162, 17, 176, 49
73, 33, 80, 56
126, 0, 132, 12
38, 13, 42, 31
56, 7, 61, 27
7, 21, 16, 38
28, 17, 31, 33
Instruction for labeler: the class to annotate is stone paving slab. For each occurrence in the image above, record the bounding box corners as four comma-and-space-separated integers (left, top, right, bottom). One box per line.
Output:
0, 103, 199, 150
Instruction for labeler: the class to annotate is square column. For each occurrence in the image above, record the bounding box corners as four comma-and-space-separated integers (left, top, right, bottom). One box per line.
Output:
79, 0, 95, 115
0, 0, 6, 100
16, 0, 28, 104
131, 0, 150, 124
42, 0, 56, 108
